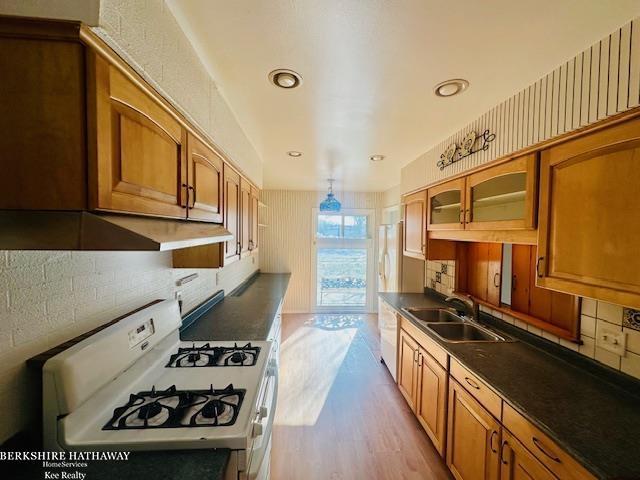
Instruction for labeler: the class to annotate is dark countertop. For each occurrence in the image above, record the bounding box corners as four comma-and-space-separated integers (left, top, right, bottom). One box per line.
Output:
181, 272, 290, 341
4, 449, 230, 480
379, 292, 640, 480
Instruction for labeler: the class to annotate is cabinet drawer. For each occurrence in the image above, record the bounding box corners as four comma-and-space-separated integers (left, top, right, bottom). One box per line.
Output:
502, 403, 595, 480
400, 316, 448, 368
450, 358, 502, 419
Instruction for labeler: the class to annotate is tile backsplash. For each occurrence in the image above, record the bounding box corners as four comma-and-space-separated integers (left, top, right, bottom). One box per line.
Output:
480, 300, 640, 380
0, 250, 258, 443
426, 261, 455, 297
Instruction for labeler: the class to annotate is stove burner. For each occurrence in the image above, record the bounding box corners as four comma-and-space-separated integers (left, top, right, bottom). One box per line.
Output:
229, 351, 247, 364
165, 343, 260, 368
103, 384, 244, 430
201, 399, 226, 419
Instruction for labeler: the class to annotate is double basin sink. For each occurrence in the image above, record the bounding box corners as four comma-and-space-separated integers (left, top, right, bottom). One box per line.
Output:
401, 307, 512, 343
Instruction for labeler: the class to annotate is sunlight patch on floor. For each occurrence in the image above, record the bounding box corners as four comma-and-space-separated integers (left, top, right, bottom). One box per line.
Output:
274, 315, 359, 427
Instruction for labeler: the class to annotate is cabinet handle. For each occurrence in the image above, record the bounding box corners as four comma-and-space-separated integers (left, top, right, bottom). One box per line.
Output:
418, 352, 424, 366
490, 430, 498, 454
532, 437, 561, 463
465, 208, 470, 223
536, 256, 544, 278
464, 377, 480, 390
493, 272, 500, 288
237, 241, 241, 254
181, 183, 189, 208
512, 275, 517, 291
460, 209, 464, 224
413, 349, 419, 363
190, 186, 196, 208
500, 440, 510, 465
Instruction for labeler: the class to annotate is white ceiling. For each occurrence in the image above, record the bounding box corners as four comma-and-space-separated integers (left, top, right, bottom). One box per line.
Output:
168, 0, 640, 192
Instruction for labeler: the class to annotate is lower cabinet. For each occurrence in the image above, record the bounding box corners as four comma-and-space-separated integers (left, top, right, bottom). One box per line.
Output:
415, 347, 448, 456
500, 430, 557, 480
397, 326, 448, 457
447, 379, 501, 480
398, 329, 418, 410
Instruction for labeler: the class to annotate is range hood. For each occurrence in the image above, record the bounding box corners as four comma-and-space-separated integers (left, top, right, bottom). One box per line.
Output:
0, 211, 233, 251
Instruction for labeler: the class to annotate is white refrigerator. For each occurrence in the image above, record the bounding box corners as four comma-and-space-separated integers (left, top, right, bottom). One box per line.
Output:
377, 222, 424, 380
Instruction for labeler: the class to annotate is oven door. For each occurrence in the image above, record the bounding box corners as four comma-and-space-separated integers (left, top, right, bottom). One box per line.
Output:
245, 354, 278, 479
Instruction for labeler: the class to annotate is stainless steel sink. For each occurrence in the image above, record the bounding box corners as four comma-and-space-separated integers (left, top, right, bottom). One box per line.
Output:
401, 307, 463, 323
426, 322, 508, 343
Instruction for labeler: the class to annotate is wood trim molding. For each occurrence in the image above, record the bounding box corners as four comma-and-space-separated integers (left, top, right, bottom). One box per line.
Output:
428, 229, 538, 245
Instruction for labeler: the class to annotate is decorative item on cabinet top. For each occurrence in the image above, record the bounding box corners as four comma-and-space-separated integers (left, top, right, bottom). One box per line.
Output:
438, 129, 496, 170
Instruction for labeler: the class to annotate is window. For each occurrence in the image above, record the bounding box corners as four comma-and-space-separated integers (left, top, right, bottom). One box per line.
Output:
317, 214, 368, 239
313, 210, 373, 311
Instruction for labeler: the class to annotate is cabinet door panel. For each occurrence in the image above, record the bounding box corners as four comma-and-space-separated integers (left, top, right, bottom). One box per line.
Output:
240, 179, 251, 255
224, 165, 240, 263
93, 57, 187, 218
403, 190, 427, 259
511, 245, 531, 314
527, 246, 552, 320
187, 133, 223, 222
428, 179, 465, 231
538, 117, 640, 308
467, 243, 489, 302
487, 243, 503, 307
398, 329, 418, 410
465, 154, 537, 231
500, 430, 557, 480
447, 380, 501, 480
416, 349, 448, 456
250, 187, 259, 251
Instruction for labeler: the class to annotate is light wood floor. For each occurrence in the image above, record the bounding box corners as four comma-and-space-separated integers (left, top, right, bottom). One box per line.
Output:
271, 313, 452, 480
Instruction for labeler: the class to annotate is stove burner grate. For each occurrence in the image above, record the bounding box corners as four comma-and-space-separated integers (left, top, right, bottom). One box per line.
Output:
102, 384, 245, 430
165, 343, 261, 368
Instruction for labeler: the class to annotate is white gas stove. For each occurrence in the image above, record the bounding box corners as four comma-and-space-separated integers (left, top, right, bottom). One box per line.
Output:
42, 300, 277, 480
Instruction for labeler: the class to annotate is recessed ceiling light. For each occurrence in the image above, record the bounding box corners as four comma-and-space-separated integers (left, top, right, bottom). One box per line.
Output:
287, 151, 302, 157
434, 79, 469, 97
369, 155, 385, 162
269, 69, 303, 89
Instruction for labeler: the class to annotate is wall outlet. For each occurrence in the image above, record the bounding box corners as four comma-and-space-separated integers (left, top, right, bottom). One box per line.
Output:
596, 325, 626, 356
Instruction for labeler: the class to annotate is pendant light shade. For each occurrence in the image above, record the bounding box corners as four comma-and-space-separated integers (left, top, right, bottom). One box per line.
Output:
319, 179, 341, 212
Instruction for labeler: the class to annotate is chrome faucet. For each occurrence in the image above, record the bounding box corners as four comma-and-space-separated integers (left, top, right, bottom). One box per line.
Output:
445, 293, 480, 323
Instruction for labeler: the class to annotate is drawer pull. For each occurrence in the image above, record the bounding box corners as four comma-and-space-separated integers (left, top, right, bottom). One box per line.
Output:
532, 436, 561, 463
464, 377, 481, 390
500, 440, 510, 465
490, 430, 498, 453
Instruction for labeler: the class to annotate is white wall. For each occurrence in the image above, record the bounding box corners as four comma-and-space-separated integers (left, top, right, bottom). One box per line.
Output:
259, 191, 384, 313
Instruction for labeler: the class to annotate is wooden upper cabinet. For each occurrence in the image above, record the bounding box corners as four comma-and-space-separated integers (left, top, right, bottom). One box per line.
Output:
447, 379, 501, 480
460, 242, 502, 308
465, 153, 538, 230
89, 54, 188, 218
500, 430, 557, 480
240, 178, 251, 255
249, 186, 259, 252
428, 178, 465, 231
403, 190, 428, 259
416, 348, 448, 457
538, 117, 640, 309
223, 165, 241, 263
186, 133, 223, 223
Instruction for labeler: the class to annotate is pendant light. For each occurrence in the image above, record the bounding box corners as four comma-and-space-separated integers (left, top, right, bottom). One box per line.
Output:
319, 179, 341, 212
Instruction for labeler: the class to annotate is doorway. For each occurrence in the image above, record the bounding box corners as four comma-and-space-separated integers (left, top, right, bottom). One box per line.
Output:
312, 209, 374, 312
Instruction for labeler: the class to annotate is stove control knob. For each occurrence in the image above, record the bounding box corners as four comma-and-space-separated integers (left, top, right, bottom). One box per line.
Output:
252, 421, 264, 437
259, 406, 268, 419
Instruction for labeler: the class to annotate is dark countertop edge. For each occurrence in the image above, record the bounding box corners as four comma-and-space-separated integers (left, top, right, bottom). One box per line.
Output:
379, 290, 640, 479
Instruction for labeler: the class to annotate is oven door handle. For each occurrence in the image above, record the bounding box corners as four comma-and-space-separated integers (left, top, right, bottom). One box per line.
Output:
246, 368, 278, 479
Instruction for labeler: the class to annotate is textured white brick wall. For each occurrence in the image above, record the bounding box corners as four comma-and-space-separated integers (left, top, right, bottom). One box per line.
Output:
0, 250, 258, 442
95, 0, 263, 186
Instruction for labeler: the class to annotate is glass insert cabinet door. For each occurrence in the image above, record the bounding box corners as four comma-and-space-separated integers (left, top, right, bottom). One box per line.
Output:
465, 153, 538, 230
427, 178, 465, 230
